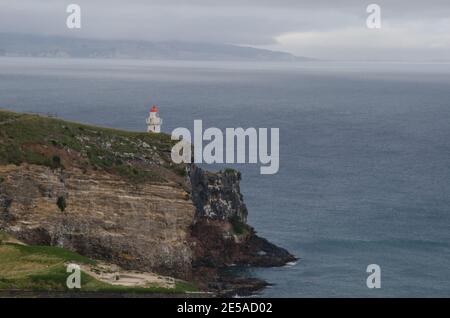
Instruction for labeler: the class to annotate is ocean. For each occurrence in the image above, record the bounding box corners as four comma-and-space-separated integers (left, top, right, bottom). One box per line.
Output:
0, 57, 449, 297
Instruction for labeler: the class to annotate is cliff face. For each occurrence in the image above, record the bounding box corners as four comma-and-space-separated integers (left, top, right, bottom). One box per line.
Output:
188, 165, 247, 222
0, 164, 195, 278
0, 110, 295, 291
187, 166, 295, 279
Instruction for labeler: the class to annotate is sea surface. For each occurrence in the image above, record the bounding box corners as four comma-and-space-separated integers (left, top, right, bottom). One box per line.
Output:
0, 57, 449, 297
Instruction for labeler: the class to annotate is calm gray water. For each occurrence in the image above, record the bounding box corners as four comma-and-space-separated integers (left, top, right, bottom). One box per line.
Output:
1, 57, 449, 297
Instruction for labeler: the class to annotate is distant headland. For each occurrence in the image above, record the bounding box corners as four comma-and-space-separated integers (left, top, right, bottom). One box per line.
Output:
0, 33, 314, 62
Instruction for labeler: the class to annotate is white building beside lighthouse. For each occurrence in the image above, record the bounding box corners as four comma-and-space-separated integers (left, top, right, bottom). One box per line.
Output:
146, 105, 162, 133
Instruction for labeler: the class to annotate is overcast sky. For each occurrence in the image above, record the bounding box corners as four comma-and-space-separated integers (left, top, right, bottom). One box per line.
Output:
1, 0, 450, 60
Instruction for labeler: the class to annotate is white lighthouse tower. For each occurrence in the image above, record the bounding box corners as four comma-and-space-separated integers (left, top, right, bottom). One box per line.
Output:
146, 105, 162, 133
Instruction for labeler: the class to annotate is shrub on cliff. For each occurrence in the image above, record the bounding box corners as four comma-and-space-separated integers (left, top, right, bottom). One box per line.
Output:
51, 155, 62, 169
56, 196, 66, 212
229, 214, 249, 235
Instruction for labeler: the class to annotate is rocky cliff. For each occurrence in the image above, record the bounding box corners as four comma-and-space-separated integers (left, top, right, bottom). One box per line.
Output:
188, 165, 247, 222
0, 110, 295, 293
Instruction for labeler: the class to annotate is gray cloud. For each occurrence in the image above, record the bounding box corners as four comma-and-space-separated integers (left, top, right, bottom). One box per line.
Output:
1, 0, 450, 60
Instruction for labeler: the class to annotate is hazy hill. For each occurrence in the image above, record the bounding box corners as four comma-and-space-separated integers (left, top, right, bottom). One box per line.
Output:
0, 33, 312, 61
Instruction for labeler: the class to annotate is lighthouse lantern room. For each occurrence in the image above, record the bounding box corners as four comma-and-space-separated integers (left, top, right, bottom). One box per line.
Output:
146, 105, 162, 133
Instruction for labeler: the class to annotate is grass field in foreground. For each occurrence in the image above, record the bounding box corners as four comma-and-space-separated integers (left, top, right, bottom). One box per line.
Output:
0, 232, 197, 294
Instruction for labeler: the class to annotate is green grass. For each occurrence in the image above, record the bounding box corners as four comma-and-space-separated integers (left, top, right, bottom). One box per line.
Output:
223, 168, 241, 180
0, 109, 181, 183
223, 168, 237, 174
11, 244, 96, 265
0, 231, 10, 243
0, 240, 197, 294
228, 214, 250, 235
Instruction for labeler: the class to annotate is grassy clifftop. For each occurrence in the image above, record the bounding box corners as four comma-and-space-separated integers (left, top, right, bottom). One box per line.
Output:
0, 110, 184, 182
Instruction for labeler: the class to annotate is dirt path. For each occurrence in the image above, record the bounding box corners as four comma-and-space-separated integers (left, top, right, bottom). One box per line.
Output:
80, 262, 176, 289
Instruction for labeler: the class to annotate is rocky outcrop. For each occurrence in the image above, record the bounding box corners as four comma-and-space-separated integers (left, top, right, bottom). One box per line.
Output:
186, 164, 296, 291
0, 110, 295, 293
188, 165, 247, 222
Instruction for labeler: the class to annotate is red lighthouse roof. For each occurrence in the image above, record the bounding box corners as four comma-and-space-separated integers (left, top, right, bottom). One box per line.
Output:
150, 105, 158, 113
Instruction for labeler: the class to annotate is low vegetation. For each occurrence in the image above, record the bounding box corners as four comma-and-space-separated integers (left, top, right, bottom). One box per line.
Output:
0, 110, 183, 183
0, 231, 197, 294
229, 214, 250, 235
56, 196, 67, 212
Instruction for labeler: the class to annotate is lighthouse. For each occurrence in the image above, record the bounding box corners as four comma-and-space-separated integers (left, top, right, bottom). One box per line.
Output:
146, 105, 162, 133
